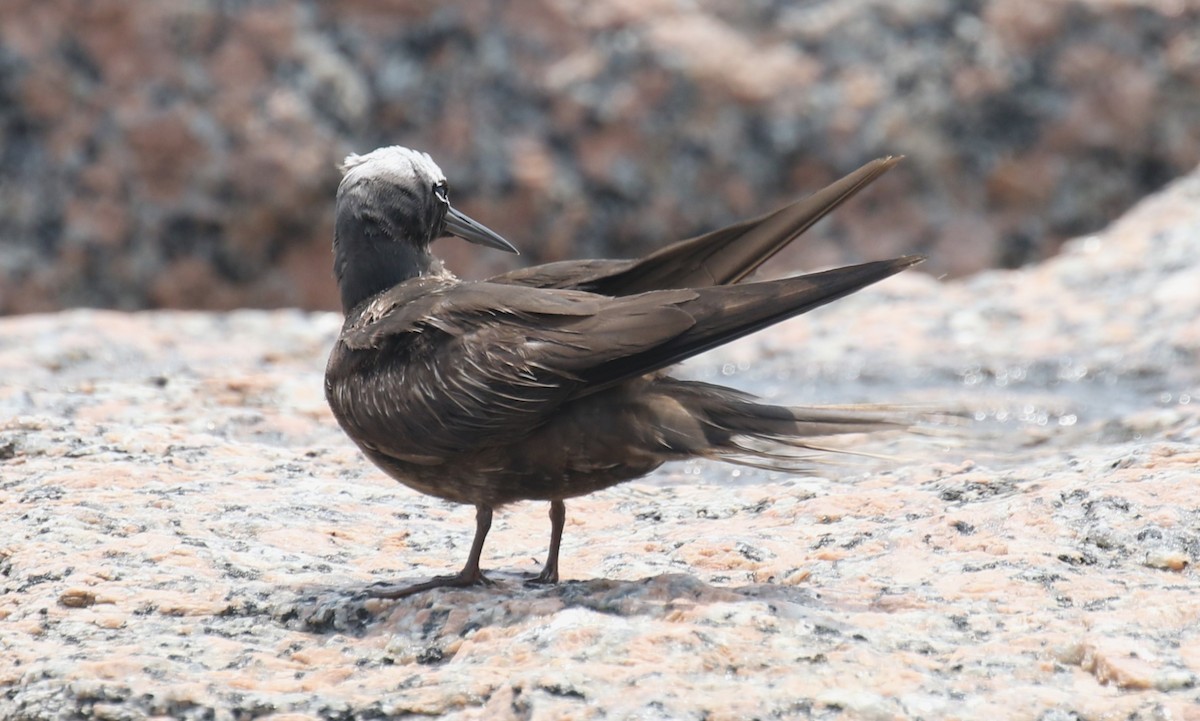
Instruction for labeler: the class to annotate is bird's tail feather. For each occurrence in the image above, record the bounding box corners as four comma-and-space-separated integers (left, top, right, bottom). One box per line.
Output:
661, 379, 938, 473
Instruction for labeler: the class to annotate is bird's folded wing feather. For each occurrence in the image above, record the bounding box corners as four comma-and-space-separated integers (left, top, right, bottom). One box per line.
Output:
484, 258, 637, 291
487, 157, 900, 295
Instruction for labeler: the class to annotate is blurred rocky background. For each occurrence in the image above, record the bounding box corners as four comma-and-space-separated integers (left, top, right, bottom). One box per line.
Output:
1, 0, 1198, 314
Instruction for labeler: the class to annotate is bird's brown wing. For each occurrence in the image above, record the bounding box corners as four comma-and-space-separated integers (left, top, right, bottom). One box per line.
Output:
565, 256, 923, 396
485, 258, 637, 291
329, 254, 918, 464
488, 157, 901, 294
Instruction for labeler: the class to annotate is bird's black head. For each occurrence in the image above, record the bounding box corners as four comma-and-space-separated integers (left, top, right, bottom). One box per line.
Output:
332, 146, 518, 313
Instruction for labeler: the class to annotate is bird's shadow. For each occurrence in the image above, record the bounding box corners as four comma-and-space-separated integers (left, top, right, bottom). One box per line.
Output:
266, 571, 830, 639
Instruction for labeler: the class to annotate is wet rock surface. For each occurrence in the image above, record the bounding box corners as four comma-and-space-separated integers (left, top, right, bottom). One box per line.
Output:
2, 171, 1199, 717
3, 0, 1200, 313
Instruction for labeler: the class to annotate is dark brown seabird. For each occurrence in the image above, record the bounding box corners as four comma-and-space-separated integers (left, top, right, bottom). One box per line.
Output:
324, 146, 922, 598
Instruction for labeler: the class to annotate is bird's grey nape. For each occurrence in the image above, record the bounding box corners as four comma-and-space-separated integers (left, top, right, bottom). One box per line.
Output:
332, 147, 449, 311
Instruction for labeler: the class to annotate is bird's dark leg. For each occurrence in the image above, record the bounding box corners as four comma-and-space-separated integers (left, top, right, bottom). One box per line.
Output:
368, 504, 494, 599
459, 503, 495, 583
528, 500, 565, 584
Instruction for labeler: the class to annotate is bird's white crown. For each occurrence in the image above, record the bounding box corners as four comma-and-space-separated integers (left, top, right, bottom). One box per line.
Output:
339, 146, 446, 189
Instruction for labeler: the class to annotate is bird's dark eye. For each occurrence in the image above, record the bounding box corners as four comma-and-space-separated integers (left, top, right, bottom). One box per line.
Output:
434, 182, 449, 204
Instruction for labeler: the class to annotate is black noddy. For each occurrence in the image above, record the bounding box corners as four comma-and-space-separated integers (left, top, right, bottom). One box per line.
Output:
324, 146, 921, 597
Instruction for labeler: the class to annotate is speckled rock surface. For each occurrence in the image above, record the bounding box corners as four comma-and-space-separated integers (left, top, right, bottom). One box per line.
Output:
3, 0, 1200, 313
2, 171, 1200, 718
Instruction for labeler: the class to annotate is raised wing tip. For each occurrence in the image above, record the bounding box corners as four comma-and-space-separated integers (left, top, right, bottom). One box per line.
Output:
877, 155, 906, 169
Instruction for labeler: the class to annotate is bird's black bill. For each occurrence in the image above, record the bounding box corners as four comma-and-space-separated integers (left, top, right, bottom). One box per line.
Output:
444, 206, 520, 254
